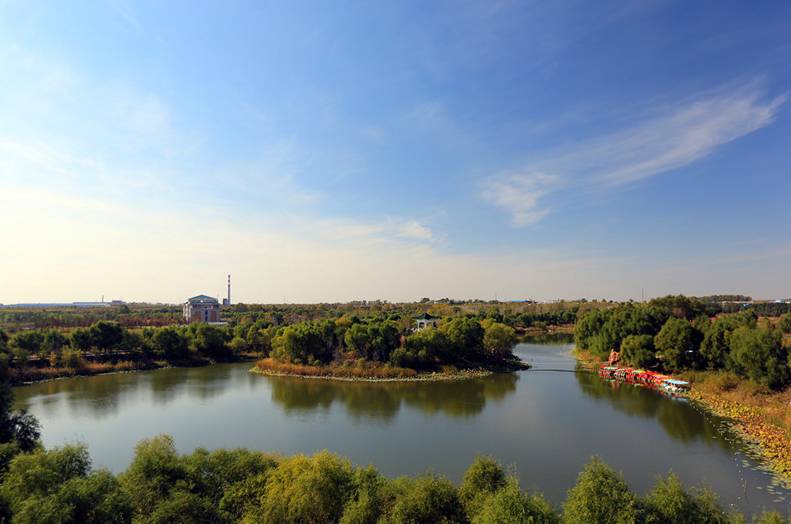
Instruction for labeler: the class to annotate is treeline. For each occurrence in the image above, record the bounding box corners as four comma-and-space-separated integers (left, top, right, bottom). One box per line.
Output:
0, 314, 522, 375
225, 301, 585, 331
0, 321, 239, 371
576, 296, 791, 390
0, 437, 788, 523
0, 305, 181, 332
256, 316, 520, 371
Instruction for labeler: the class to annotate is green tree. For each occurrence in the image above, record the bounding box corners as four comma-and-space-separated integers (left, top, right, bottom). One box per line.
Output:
562, 458, 636, 524
218, 473, 270, 522
483, 322, 516, 359
619, 335, 655, 368
182, 447, 276, 507
575, 310, 609, 353
10, 331, 44, 355
442, 317, 485, 361
727, 326, 790, 389
246, 325, 274, 355
654, 318, 698, 371
70, 328, 94, 351
146, 489, 222, 524
403, 328, 450, 367
778, 313, 791, 334
459, 456, 506, 517
473, 478, 558, 524
271, 322, 336, 364
385, 474, 465, 524
228, 336, 249, 355
339, 466, 387, 524
0, 444, 92, 511
0, 379, 40, 455
641, 473, 728, 524
89, 321, 125, 351
255, 451, 355, 524
648, 295, 708, 320
120, 435, 187, 520
41, 330, 68, 354
191, 324, 231, 360
152, 327, 190, 362
344, 323, 371, 358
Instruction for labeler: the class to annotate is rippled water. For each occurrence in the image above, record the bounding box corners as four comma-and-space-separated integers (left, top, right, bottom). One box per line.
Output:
14, 342, 790, 516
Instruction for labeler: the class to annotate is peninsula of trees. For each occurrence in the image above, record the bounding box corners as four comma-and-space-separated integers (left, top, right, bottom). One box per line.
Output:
575, 295, 791, 390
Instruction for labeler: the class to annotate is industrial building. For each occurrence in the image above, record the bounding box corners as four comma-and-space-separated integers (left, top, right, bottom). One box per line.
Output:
183, 275, 231, 323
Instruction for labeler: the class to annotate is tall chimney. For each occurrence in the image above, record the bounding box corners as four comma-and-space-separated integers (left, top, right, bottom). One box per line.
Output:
227, 274, 231, 305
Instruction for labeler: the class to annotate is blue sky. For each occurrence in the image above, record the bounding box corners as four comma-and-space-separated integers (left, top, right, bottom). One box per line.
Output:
1, 1, 790, 303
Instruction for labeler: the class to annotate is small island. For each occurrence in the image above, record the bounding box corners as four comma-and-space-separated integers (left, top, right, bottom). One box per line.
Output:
251, 314, 529, 381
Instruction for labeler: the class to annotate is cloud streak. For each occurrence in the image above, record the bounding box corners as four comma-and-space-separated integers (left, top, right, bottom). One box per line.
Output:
484, 80, 786, 225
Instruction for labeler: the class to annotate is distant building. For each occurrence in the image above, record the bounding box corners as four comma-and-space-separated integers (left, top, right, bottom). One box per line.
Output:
183, 295, 220, 323
414, 312, 438, 331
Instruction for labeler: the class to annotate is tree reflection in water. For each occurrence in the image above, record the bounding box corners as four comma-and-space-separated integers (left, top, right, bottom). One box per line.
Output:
14, 363, 242, 418
574, 369, 726, 448
268, 373, 519, 421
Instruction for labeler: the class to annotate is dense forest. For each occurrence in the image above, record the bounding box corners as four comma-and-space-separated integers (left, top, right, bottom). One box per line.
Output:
0, 313, 525, 380
576, 295, 791, 390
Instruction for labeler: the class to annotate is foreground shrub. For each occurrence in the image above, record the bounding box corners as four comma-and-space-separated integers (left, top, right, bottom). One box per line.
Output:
641, 473, 728, 523
146, 489, 222, 524
385, 474, 465, 523
458, 455, 507, 516
255, 451, 355, 523
120, 435, 187, 519
339, 466, 388, 524
0, 445, 131, 523
562, 458, 636, 524
473, 478, 558, 524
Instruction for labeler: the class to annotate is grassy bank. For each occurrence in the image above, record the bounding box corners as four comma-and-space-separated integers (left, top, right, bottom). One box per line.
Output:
251, 357, 526, 382
10, 354, 260, 384
680, 370, 791, 486
10, 360, 162, 383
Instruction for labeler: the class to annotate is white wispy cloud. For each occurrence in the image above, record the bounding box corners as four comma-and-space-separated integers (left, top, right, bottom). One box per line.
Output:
397, 220, 434, 241
481, 172, 558, 226
484, 80, 786, 225
583, 82, 786, 184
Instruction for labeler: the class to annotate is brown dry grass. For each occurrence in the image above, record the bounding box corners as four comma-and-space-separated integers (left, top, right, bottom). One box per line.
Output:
11, 361, 155, 383
681, 370, 791, 483
682, 370, 791, 438
254, 358, 418, 379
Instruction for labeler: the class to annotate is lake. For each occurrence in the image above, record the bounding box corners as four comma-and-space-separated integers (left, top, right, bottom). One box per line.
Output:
14, 342, 790, 516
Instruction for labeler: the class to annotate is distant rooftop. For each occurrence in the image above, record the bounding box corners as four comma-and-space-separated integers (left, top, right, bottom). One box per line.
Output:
414, 312, 437, 320
187, 295, 219, 304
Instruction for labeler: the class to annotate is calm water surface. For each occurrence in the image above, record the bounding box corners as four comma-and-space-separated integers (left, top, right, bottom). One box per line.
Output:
14, 342, 790, 516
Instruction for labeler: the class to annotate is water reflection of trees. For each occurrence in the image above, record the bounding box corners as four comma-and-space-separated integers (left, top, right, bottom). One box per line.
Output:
269, 373, 519, 421
15, 363, 244, 418
574, 370, 726, 449
521, 333, 574, 345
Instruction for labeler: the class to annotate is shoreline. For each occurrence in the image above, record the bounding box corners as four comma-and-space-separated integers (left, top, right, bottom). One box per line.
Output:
574, 349, 791, 488
11, 355, 258, 386
250, 356, 529, 383
685, 380, 791, 489
250, 367, 499, 383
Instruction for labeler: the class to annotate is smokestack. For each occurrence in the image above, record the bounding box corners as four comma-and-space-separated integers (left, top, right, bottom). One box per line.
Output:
227, 274, 231, 305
